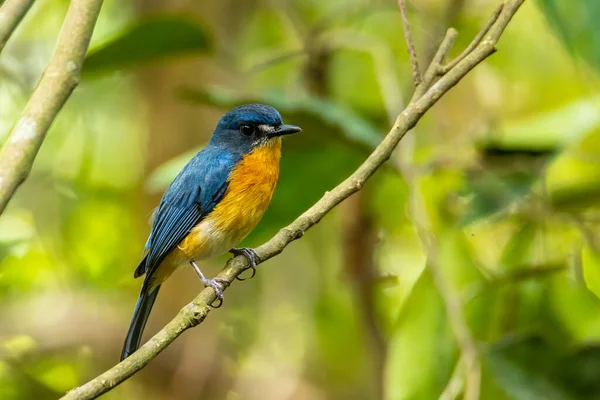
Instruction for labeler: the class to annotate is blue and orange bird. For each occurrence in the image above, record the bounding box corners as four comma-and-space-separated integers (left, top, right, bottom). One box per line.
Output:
121, 104, 301, 361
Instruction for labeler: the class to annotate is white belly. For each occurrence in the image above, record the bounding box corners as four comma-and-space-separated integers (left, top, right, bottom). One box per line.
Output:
185, 218, 246, 261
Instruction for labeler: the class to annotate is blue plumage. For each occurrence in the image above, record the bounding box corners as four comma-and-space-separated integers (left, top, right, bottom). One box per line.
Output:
121, 104, 300, 361
136, 149, 240, 282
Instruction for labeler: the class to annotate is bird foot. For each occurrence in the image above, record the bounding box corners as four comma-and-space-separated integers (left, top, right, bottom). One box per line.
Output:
229, 247, 260, 281
190, 260, 229, 308
201, 277, 229, 308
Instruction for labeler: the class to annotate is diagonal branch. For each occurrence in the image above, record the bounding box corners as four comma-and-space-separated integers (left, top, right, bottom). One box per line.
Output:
440, 3, 504, 74
0, 0, 35, 53
0, 0, 104, 215
61, 1, 525, 399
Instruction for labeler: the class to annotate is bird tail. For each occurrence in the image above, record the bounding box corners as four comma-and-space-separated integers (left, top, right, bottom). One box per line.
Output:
120, 283, 160, 361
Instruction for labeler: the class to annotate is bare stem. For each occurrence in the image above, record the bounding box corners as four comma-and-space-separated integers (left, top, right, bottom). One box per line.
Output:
0, 0, 104, 214
413, 28, 458, 99
0, 0, 35, 52
398, 0, 421, 86
61, 1, 525, 399
441, 3, 504, 74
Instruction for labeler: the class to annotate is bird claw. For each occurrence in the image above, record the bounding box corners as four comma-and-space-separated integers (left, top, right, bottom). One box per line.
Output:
190, 260, 229, 308
229, 247, 260, 281
201, 277, 229, 308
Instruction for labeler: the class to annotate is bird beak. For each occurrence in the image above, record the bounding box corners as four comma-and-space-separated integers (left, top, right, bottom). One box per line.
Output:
268, 124, 302, 138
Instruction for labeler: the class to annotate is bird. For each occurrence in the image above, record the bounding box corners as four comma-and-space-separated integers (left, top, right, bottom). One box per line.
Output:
120, 104, 301, 361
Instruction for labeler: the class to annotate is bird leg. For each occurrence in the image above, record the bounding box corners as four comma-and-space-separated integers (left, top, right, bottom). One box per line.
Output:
190, 260, 229, 308
229, 247, 260, 281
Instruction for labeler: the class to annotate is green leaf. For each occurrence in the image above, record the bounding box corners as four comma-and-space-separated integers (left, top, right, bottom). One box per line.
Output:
485, 334, 600, 399
84, 15, 211, 74
484, 338, 576, 400
465, 97, 600, 222
477, 97, 600, 153
460, 170, 539, 225
545, 122, 600, 210
386, 271, 456, 400
537, 0, 600, 71
582, 242, 600, 299
549, 272, 600, 343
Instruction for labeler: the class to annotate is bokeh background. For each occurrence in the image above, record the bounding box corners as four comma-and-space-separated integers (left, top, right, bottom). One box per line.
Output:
1, 0, 600, 399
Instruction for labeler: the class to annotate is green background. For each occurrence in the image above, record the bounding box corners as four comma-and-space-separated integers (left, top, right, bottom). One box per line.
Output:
1, 0, 600, 399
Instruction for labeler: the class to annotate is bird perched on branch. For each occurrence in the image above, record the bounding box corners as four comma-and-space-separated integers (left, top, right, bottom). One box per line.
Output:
121, 104, 301, 361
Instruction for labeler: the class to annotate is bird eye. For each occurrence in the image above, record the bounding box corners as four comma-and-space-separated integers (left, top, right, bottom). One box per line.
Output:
239, 124, 255, 137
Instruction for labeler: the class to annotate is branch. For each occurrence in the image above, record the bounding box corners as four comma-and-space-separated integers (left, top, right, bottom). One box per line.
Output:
0, 0, 35, 52
400, 6, 513, 400
422, 232, 481, 400
398, 0, 421, 86
398, 28, 479, 395
62, 1, 525, 398
399, 25, 477, 400
439, 356, 467, 400
0, 0, 104, 215
440, 3, 504, 74
413, 27, 457, 99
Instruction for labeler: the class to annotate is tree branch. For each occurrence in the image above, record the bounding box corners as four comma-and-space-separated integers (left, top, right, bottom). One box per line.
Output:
0, 0, 104, 215
440, 3, 504, 74
398, 0, 421, 86
413, 27, 457, 99
0, 0, 35, 53
62, 1, 525, 398
401, 5, 518, 400
400, 24, 476, 400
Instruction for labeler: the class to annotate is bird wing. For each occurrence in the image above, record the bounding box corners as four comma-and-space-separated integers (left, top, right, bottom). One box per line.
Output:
136, 150, 238, 281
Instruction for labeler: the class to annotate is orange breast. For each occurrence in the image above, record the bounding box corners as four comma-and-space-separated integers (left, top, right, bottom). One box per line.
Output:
175, 138, 282, 261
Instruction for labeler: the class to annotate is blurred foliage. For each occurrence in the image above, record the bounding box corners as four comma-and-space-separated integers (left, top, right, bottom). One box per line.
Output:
83, 15, 211, 75
1, 0, 600, 399
537, 0, 600, 70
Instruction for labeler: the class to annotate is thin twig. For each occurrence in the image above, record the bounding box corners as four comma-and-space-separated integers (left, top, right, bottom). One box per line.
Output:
440, 3, 504, 74
0, 0, 104, 215
0, 0, 35, 52
462, 263, 567, 302
245, 50, 306, 75
61, 1, 525, 399
400, 3, 526, 400
398, 117, 480, 400
413, 28, 457, 99
439, 356, 466, 400
419, 228, 481, 400
398, 0, 422, 86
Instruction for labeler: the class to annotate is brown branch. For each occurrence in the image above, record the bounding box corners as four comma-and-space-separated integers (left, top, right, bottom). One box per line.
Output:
0, 0, 35, 53
343, 192, 386, 399
413, 28, 457, 99
398, 0, 421, 86
440, 3, 504, 74
61, 1, 525, 398
0, 0, 104, 215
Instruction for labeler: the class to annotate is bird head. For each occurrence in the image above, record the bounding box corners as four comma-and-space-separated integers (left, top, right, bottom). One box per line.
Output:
210, 104, 301, 154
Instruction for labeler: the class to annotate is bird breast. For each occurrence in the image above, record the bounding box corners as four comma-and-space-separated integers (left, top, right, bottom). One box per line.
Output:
177, 138, 282, 261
